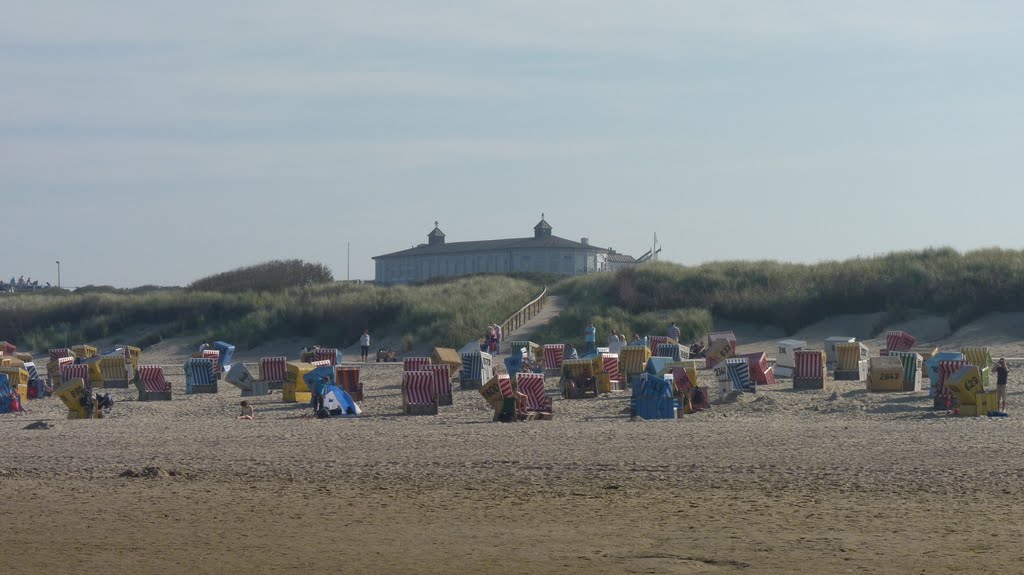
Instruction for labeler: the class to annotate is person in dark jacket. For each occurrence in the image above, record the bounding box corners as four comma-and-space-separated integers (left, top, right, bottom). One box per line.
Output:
996, 358, 1010, 412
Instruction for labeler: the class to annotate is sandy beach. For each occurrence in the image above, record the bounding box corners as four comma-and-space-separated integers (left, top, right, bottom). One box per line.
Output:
5, 316, 1024, 574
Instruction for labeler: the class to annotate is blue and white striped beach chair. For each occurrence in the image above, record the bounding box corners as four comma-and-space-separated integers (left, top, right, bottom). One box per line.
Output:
726, 357, 755, 394
184, 358, 218, 394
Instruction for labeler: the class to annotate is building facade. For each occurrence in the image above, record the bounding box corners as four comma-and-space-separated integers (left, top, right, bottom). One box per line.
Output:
373, 218, 614, 285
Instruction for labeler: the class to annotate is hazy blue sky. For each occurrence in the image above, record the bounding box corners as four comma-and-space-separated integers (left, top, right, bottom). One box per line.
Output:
3, 1, 1022, 287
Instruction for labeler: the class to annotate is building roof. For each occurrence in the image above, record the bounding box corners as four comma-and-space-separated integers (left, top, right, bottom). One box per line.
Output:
607, 253, 638, 264
374, 234, 607, 259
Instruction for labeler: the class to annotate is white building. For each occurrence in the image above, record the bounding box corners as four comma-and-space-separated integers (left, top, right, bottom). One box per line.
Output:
373, 218, 622, 285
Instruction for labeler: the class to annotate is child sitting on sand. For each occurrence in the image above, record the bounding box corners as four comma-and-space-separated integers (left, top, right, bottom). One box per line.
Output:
238, 400, 254, 420
11, 391, 26, 414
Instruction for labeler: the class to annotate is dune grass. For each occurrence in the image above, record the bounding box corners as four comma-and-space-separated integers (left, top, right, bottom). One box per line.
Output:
4, 248, 1023, 354
0, 274, 542, 353
533, 247, 1024, 347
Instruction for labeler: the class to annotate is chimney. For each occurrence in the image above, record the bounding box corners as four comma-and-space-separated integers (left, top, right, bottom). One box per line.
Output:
580, 238, 589, 245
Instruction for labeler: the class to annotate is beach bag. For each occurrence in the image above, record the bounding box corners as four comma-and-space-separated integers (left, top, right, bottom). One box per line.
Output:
316, 407, 331, 419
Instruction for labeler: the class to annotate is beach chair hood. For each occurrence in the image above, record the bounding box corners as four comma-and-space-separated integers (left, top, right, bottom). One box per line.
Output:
214, 341, 235, 371
0, 374, 11, 413
303, 366, 336, 390
504, 355, 523, 380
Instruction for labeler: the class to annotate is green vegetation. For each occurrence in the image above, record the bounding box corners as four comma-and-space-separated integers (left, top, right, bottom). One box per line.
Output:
5, 248, 1024, 354
0, 263, 541, 352
533, 247, 1024, 346
188, 259, 334, 293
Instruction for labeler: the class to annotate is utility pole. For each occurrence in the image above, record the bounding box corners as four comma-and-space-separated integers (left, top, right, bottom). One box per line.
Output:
347, 242, 350, 281
56, 260, 61, 288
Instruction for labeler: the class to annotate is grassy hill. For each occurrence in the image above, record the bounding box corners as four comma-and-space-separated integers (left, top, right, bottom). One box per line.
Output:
4, 248, 1024, 354
532, 247, 1024, 347
0, 261, 543, 352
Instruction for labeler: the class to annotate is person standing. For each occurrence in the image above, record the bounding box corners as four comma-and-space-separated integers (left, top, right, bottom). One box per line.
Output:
359, 329, 371, 362
667, 322, 681, 342
493, 323, 502, 353
608, 330, 621, 354
996, 358, 1010, 412
313, 376, 329, 415
583, 321, 597, 356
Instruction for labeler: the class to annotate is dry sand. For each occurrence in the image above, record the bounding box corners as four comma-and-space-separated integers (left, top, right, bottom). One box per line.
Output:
5, 315, 1024, 574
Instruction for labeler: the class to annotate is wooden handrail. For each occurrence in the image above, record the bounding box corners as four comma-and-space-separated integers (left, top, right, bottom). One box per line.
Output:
499, 285, 548, 339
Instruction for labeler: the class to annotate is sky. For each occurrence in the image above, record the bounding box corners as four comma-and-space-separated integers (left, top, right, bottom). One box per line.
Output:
3, 1, 1023, 287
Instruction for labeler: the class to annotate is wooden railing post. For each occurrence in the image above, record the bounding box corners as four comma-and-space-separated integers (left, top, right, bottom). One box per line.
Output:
499, 285, 548, 343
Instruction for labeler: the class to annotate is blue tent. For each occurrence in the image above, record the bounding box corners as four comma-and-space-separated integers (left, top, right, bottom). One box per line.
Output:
302, 365, 360, 416
322, 385, 360, 416
214, 341, 235, 371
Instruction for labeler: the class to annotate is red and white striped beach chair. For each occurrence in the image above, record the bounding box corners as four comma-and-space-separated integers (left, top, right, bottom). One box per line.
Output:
403, 357, 432, 372
738, 352, 775, 386
403, 370, 438, 415
424, 364, 453, 406
202, 349, 222, 377
478, 374, 525, 421
334, 366, 362, 401
647, 335, 671, 351
61, 364, 92, 391
516, 372, 551, 415
312, 348, 339, 366
601, 353, 621, 383
137, 365, 172, 401
259, 356, 287, 389
49, 348, 72, 362
543, 344, 565, 373
936, 359, 972, 411
47, 356, 74, 388
498, 373, 526, 412
883, 331, 916, 356
792, 350, 826, 390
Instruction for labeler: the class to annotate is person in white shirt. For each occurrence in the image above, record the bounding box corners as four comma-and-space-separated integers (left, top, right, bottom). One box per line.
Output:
608, 330, 623, 354
359, 329, 371, 362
